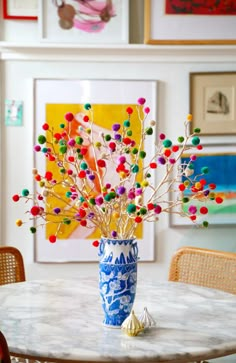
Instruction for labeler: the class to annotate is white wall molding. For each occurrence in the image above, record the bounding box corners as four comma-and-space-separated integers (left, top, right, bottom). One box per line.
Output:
1, 43, 236, 63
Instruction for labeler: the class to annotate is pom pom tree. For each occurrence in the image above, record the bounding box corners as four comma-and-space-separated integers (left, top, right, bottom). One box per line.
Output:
12, 98, 223, 244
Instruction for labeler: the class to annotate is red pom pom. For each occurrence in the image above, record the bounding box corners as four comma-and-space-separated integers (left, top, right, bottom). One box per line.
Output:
164, 149, 171, 157
147, 203, 154, 210
54, 133, 61, 140
123, 137, 132, 145
35, 174, 41, 181
48, 154, 56, 161
80, 220, 87, 227
109, 142, 116, 150
135, 216, 142, 223
150, 162, 157, 169
126, 107, 133, 115
42, 123, 49, 130
209, 183, 216, 190
80, 147, 88, 155
197, 145, 203, 150
178, 184, 185, 191
172, 145, 179, 152
68, 156, 75, 162
200, 206, 208, 214
190, 215, 197, 221
78, 170, 86, 178
31, 206, 40, 216
97, 159, 106, 168
67, 169, 73, 175
49, 235, 56, 243
45, 171, 53, 181
64, 112, 74, 122
216, 196, 223, 204
79, 208, 86, 218
92, 240, 100, 247
83, 115, 89, 122
12, 194, 20, 202
38, 195, 43, 200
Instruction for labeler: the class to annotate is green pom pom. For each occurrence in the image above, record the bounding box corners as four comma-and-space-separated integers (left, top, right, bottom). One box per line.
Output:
59, 145, 67, 154
80, 162, 88, 170
89, 198, 96, 205
182, 197, 189, 203
22, 189, 29, 197
140, 208, 147, 215
75, 136, 83, 145
63, 218, 71, 225
202, 221, 209, 227
104, 134, 111, 141
124, 148, 130, 154
80, 196, 85, 202
126, 130, 132, 136
139, 151, 146, 159
41, 147, 48, 153
59, 139, 66, 145
77, 154, 84, 160
60, 123, 65, 128
163, 139, 172, 148
188, 163, 194, 170
84, 103, 91, 110
131, 164, 139, 173
178, 136, 185, 143
194, 127, 201, 133
124, 120, 130, 127
145, 127, 153, 135
30, 227, 37, 234
66, 191, 72, 198
38, 135, 46, 144
146, 173, 151, 178
192, 136, 200, 145
135, 182, 141, 188
127, 204, 136, 213
60, 168, 66, 174
104, 194, 112, 202
132, 148, 138, 155
109, 192, 116, 199
201, 166, 209, 174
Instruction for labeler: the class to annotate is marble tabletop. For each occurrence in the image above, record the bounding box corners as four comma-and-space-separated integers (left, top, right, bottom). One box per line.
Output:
0, 278, 236, 363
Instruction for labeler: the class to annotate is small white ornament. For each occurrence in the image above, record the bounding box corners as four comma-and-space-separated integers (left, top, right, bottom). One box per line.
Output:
139, 307, 156, 328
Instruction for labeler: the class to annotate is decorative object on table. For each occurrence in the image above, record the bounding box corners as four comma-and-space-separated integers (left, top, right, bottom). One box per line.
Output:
144, 0, 236, 45
5, 100, 23, 126
12, 94, 223, 326
38, 0, 129, 44
190, 72, 236, 135
2, 0, 38, 20
99, 237, 138, 327
121, 310, 144, 336
139, 307, 156, 328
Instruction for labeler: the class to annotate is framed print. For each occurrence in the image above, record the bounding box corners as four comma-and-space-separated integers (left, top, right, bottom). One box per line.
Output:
38, 0, 129, 44
170, 145, 236, 227
3, 0, 38, 20
190, 72, 236, 136
34, 79, 157, 262
144, 0, 236, 45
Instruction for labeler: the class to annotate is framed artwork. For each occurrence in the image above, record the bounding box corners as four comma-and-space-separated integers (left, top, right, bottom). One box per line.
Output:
38, 0, 129, 44
190, 72, 236, 136
170, 145, 236, 227
34, 79, 157, 262
2, 0, 38, 20
144, 0, 236, 45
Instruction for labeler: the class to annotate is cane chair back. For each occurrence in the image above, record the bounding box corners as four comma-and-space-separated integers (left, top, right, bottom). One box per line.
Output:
0, 247, 26, 286
169, 246, 236, 295
0, 331, 11, 363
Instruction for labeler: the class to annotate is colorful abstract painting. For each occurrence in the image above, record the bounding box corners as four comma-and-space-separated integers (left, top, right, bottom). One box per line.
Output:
165, 0, 236, 15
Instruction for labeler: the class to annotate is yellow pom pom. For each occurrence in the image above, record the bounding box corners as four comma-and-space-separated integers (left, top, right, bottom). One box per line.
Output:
184, 180, 190, 187
86, 128, 91, 134
119, 172, 126, 179
141, 180, 149, 187
95, 141, 101, 148
39, 181, 45, 187
195, 182, 202, 189
16, 219, 23, 227
187, 114, 193, 121
114, 203, 119, 209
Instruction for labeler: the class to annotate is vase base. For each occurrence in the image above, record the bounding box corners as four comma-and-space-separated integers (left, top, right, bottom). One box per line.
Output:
103, 322, 121, 329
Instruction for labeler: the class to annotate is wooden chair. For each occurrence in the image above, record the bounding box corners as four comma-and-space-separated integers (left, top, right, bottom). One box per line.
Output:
169, 246, 236, 295
0, 331, 11, 363
0, 246, 26, 286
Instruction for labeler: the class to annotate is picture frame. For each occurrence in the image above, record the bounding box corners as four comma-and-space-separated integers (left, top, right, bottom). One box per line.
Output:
38, 0, 129, 44
34, 79, 157, 263
170, 144, 236, 227
144, 0, 236, 45
2, 0, 38, 20
190, 72, 236, 136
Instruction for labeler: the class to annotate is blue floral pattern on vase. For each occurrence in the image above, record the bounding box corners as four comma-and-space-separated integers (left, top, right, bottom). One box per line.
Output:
98, 237, 138, 327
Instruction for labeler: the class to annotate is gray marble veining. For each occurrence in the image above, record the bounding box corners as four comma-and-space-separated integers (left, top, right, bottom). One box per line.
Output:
0, 278, 235, 363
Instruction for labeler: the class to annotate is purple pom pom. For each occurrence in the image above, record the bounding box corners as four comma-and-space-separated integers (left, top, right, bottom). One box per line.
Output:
112, 124, 121, 132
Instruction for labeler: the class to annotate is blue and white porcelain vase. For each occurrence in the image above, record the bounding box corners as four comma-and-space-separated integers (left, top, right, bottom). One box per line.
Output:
98, 237, 138, 328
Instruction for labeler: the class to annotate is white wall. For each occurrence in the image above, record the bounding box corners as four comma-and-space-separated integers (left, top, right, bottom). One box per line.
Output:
1, 2, 236, 282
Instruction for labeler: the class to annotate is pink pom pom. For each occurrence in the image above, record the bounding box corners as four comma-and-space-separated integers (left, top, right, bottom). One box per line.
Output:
137, 97, 146, 105
64, 112, 74, 122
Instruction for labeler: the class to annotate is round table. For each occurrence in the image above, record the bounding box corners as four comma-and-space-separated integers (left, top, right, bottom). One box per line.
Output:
0, 278, 236, 363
